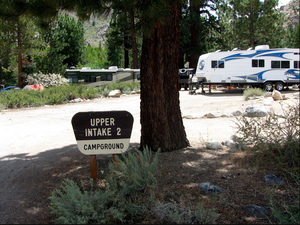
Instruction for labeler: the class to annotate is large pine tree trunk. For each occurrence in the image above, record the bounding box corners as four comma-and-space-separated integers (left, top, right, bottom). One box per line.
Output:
140, 2, 190, 152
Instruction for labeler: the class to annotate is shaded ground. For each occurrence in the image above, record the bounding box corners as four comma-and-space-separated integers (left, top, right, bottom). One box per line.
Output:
0, 88, 299, 224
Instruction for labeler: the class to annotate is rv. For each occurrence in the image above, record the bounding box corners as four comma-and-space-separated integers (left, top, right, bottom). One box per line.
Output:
64, 66, 140, 87
189, 45, 300, 91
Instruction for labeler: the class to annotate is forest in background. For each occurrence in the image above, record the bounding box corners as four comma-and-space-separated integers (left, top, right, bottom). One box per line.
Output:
0, 0, 299, 88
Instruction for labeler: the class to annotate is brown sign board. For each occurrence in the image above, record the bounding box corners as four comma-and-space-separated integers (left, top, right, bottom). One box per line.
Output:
71, 111, 134, 155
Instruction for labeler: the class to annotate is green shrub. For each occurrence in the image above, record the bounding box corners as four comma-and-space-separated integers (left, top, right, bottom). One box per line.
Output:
234, 102, 299, 224
49, 146, 160, 224
153, 200, 218, 224
0, 82, 139, 110
49, 179, 123, 224
243, 87, 266, 100
234, 102, 299, 172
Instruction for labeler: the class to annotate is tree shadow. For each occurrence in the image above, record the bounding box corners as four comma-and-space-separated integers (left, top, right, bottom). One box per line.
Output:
0, 142, 139, 224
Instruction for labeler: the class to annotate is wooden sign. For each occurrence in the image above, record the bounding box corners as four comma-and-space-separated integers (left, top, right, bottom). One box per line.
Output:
71, 111, 134, 155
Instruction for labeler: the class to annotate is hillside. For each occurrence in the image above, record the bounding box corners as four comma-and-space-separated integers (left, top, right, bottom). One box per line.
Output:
81, 1, 299, 47
280, 0, 300, 29
83, 15, 110, 47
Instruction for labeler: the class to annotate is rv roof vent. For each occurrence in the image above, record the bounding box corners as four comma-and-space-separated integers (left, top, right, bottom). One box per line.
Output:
82, 67, 91, 70
247, 47, 253, 51
232, 47, 239, 51
255, 45, 270, 50
216, 49, 221, 52
109, 66, 118, 70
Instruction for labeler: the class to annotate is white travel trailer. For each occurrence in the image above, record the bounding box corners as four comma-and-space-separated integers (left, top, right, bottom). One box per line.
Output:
190, 45, 300, 91
64, 66, 140, 87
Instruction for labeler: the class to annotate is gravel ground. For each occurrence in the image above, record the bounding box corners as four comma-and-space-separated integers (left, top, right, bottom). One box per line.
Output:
0, 87, 299, 224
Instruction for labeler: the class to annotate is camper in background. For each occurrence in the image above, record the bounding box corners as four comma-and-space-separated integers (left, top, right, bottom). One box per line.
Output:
189, 45, 300, 92
64, 66, 140, 87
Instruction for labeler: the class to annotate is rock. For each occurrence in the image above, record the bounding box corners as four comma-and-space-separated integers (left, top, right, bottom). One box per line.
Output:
244, 105, 268, 117
272, 90, 283, 100
231, 110, 242, 116
224, 139, 238, 148
206, 110, 228, 118
182, 113, 205, 119
199, 182, 224, 194
264, 92, 273, 98
243, 205, 268, 217
262, 97, 274, 106
206, 140, 223, 150
108, 89, 121, 97
264, 174, 285, 185
293, 92, 300, 99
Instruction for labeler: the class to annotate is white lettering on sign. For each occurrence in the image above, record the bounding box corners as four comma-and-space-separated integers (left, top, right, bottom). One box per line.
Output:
85, 128, 112, 137
90, 118, 115, 126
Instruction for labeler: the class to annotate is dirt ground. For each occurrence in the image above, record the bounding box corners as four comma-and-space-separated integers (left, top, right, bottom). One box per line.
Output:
0, 87, 299, 224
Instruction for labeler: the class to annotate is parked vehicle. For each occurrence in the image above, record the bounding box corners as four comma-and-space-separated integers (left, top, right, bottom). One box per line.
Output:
64, 66, 140, 87
0, 85, 20, 91
178, 68, 195, 90
189, 45, 300, 92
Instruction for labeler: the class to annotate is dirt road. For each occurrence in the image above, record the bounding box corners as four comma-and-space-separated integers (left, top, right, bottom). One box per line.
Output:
0, 88, 298, 224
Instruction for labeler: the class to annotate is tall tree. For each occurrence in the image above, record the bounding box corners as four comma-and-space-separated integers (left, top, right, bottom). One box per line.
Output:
108, 0, 141, 69
139, 0, 189, 151
1, 0, 190, 152
0, 0, 59, 87
179, 0, 221, 68
217, 0, 284, 49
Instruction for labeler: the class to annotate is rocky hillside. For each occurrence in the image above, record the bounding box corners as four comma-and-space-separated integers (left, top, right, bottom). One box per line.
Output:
280, 0, 299, 29
83, 15, 110, 47
82, 1, 299, 47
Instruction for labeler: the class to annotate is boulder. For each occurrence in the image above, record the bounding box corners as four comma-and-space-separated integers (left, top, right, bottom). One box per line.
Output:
272, 90, 283, 100
206, 140, 224, 150
244, 105, 268, 117
108, 89, 121, 97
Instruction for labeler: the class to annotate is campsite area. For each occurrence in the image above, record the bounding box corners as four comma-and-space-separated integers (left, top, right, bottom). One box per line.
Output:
0, 88, 299, 224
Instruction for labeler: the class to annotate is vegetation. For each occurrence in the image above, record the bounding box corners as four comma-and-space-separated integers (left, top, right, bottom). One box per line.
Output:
49, 146, 219, 224
235, 103, 300, 173
0, 82, 140, 110
234, 102, 300, 224
243, 87, 267, 100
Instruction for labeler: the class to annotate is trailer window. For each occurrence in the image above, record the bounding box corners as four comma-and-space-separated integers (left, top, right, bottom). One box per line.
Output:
281, 61, 290, 68
68, 76, 78, 83
271, 61, 280, 68
211, 60, 224, 68
294, 61, 300, 68
271, 61, 290, 69
106, 74, 113, 81
212, 61, 217, 68
218, 61, 225, 68
252, 59, 265, 67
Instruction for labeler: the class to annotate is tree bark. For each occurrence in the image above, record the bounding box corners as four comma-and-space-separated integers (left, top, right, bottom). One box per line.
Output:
17, 20, 23, 88
140, 2, 190, 152
124, 33, 129, 68
189, 0, 201, 69
130, 10, 139, 69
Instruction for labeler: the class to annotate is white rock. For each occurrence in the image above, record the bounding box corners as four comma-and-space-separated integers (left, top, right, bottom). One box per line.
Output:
272, 90, 283, 100
108, 89, 121, 97
206, 140, 224, 150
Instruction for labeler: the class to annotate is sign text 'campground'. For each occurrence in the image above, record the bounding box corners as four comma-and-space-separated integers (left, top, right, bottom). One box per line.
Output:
71, 111, 134, 155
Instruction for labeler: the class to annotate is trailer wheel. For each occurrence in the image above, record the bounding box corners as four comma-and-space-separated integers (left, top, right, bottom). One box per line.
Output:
263, 82, 273, 92
275, 82, 284, 91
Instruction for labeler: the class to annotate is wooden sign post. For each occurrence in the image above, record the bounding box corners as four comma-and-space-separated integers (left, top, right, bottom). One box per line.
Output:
71, 110, 134, 181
